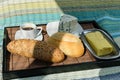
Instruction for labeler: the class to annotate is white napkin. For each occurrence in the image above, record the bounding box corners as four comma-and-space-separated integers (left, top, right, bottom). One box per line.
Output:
58, 14, 83, 37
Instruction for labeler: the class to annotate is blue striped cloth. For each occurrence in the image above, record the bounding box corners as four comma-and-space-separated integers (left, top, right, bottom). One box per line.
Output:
80, 72, 120, 80
1, 0, 120, 80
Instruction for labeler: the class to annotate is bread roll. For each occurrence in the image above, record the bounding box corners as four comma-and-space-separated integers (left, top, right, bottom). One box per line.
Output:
47, 32, 84, 57
7, 39, 65, 63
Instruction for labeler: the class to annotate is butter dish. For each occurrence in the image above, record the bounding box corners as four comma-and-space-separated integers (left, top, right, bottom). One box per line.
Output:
81, 28, 120, 60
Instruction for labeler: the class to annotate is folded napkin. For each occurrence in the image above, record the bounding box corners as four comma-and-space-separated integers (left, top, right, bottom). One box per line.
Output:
59, 14, 83, 37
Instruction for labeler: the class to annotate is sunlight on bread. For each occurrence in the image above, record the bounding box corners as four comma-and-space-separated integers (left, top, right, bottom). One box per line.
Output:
47, 32, 85, 57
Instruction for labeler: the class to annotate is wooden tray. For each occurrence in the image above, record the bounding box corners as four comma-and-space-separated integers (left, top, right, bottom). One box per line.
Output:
2, 21, 120, 80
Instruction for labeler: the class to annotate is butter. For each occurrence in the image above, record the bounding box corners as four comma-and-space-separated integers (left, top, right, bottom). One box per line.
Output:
85, 31, 113, 56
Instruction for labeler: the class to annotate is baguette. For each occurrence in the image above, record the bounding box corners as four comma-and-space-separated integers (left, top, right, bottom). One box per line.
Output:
7, 39, 65, 63
47, 32, 85, 57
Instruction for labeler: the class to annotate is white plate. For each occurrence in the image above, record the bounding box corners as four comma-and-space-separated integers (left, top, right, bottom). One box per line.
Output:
15, 30, 43, 41
46, 21, 60, 36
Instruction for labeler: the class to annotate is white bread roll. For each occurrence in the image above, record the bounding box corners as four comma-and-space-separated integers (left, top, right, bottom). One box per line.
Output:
47, 32, 84, 57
